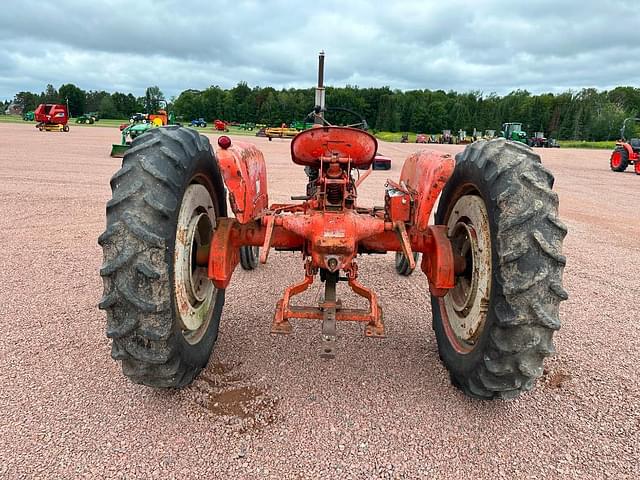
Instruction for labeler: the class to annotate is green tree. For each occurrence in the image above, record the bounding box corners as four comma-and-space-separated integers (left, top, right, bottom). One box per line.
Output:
144, 86, 164, 113
58, 83, 86, 116
14, 91, 41, 112
111, 92, 139, 117
42, 84, 59, 103
99, 95, 119, 119
85, 90, 111, 112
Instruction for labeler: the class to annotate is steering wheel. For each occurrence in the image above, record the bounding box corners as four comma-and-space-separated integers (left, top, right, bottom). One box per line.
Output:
307, 106, 369, 130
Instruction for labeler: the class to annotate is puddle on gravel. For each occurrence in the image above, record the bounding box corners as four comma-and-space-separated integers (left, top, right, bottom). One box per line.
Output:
191, 361, 279, 432
205, 386, 264, 418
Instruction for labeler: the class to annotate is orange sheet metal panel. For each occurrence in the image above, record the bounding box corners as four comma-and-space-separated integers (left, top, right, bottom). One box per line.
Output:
290, 126, 378, 168
399, 150, 455, 231
216, 141, 269, 224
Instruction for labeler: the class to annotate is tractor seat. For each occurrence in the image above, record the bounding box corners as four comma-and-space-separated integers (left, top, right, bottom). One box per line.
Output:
291, 126, 378, 168
629, 138, 640, 152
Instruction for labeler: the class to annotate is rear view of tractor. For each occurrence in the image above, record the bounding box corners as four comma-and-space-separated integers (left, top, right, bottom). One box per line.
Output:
610, 117, 640, 175
99, 53, 566, 400
34, 103, 69, 132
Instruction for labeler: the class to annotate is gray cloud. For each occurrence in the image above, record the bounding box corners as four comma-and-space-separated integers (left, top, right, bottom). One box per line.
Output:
1, 0, 638, 100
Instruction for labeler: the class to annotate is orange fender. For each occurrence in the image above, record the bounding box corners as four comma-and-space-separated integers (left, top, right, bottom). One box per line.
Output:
399, 150, 456, 231
216, 139, 269, 224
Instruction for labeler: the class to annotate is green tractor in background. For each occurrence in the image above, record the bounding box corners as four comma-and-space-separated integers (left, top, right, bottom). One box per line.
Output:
501, 122, 528, 144
22, 111, 35, 121
110, 122, 154, 157
291, 120, 315, 131
110, 106, 180, 157
76, 113, 96, 124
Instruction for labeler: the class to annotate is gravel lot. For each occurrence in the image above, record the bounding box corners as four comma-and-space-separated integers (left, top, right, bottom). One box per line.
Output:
0, 123, 638, 479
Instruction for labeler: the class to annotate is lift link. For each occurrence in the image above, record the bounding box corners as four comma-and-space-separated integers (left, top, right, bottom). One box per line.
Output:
320, 272, 338, 359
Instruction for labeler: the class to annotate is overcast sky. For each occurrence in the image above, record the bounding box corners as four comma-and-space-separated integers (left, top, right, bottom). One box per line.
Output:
1, 0, 638, 101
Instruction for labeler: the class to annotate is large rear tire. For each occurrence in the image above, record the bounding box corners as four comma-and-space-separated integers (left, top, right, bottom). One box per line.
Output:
610, 147, 629, 172
431, 138, 567, 399
99, 126, 227, 388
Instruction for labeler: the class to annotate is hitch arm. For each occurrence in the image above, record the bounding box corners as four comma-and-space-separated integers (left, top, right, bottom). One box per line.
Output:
394, 221, 416, 271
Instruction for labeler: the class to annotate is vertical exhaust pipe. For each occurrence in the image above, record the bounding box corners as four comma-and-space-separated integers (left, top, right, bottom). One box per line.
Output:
314, 50, 325, 125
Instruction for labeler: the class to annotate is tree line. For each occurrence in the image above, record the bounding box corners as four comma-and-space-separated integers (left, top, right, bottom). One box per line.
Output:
6, 82, 640, 140
7, 84, 166, 120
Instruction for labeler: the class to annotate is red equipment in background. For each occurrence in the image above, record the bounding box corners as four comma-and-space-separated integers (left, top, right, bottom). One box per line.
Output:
610, 117, 640, 175
34, 103, 69, 132
214, 119, 229, 131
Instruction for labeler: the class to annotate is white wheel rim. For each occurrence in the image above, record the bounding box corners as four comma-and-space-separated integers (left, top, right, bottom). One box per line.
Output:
442, 194, 492, 352
174, 183, 216, 343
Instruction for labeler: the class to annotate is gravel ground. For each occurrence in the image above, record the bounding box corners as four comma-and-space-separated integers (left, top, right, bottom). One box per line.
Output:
0, 123, 638, 479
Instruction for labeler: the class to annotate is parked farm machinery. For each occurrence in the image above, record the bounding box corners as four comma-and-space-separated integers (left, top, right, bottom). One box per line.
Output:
214, 119, 229, 131
76, 113, 97, 124
610, 117, 640, 174
457, 130, 472, 144
292, 120, 315, 131
99, 53, 566, 399
483, 130, 496, 140
438, 130, 454, 144
265, 124, 299, 140
501, 122, 527, 143
111, 108, 181, 157
129, 113, 147, 123
190, 118, 207, 128
34, 103, 69, 132
148, 107, 175, 127
110, 122, 154, 157
527, 132, 559, 148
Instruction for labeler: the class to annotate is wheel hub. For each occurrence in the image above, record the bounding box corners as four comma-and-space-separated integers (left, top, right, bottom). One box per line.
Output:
174, 183, 216, 341
448, 222, 479, 315
611, 151, 621, 169
442, 194, 492, 352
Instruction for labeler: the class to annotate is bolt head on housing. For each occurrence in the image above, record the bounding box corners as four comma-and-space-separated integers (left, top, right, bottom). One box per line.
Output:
327, 257, 339, 272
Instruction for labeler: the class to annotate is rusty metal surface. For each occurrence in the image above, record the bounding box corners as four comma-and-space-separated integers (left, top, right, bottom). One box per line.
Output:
174, 184, 217, 333
216, 141, 269, 223
394, 221, 416, 270
271, 262, 315, 334
210, 139, 456, 346
421, 225, 455, 296
399, 150, 456, 231
440, 194, 492, 353
207, 218, 239, 289
270, 260, 385, 339
320, 275, 338, 358
278, 210, 388, 273
290, 126, 378, 168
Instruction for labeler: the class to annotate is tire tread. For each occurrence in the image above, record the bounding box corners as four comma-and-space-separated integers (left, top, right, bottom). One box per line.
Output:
435, 138, 567, 399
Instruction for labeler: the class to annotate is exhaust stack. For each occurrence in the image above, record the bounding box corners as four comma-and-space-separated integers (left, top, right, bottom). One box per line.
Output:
314, 50, 325, 125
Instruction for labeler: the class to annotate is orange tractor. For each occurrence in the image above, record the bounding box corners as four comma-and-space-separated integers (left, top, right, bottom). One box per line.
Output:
99, 53, 567, 399
610, 117, 640, 175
